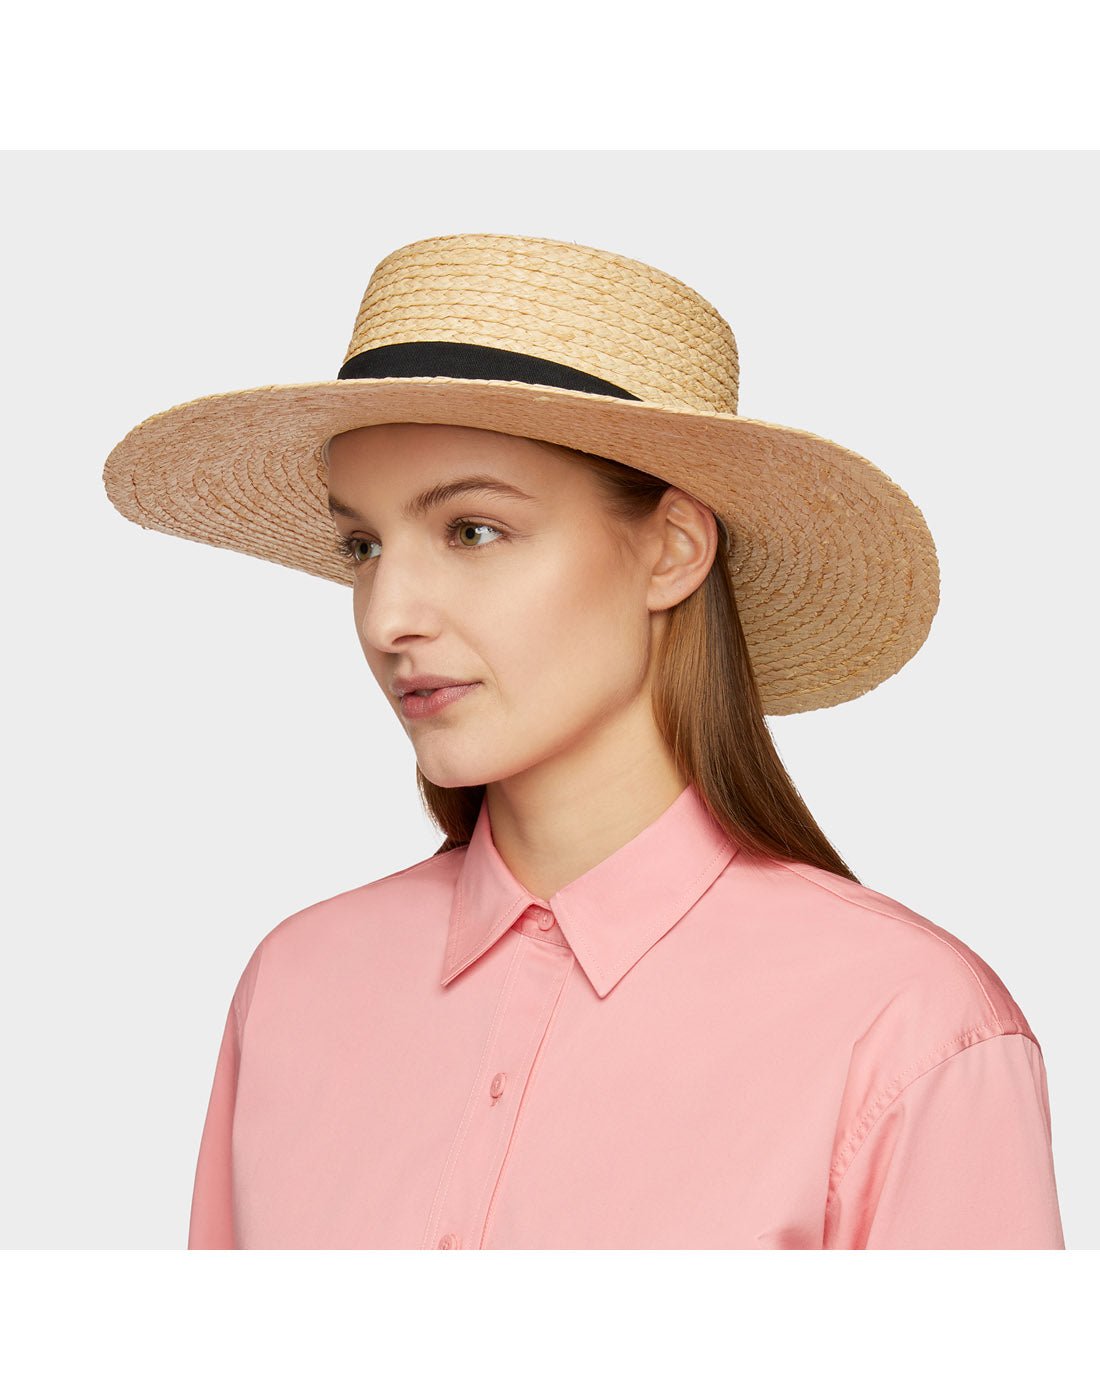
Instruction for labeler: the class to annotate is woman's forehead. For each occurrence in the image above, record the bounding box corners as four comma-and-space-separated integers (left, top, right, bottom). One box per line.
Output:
325, 424, 590, 495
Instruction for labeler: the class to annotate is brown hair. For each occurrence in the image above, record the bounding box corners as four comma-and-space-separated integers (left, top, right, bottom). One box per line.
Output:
416, 442, 860, 885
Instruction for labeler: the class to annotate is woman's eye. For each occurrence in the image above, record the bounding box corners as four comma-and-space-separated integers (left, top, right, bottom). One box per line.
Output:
450, 520, 505, 550
332, 518, 506, 567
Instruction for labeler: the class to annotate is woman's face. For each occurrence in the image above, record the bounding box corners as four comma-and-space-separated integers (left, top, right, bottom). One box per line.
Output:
323, 421, 705, 794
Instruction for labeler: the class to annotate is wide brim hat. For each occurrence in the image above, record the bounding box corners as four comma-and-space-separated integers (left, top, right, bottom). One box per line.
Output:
102, 231, 939, 716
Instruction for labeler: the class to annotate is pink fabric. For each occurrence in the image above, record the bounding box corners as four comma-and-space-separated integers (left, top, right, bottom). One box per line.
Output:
188, 782, 1065, 1249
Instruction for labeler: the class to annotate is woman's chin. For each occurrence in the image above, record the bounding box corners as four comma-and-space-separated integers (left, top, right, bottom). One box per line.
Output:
419, 744, 528, 790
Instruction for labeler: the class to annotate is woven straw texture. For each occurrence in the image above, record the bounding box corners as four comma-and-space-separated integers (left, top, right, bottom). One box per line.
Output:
102, 232, 940, 716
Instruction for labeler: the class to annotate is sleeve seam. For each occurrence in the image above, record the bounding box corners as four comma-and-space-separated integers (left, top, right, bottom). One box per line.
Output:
231, 935, 267, 1052
827, 1024, 1040, 1204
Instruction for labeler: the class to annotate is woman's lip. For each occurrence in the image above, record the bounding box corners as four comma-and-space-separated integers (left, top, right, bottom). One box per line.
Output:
395, 679, 474, 696
399, 682, 480, 719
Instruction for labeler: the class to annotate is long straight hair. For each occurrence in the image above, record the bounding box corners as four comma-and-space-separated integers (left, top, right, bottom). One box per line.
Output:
416, 441, 860, 884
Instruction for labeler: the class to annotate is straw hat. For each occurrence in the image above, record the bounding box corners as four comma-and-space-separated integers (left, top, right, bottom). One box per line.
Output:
102, 231, 939, 716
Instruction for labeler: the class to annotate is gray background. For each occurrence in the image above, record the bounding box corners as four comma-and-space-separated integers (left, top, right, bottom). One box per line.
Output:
2, 151, 1095, 1247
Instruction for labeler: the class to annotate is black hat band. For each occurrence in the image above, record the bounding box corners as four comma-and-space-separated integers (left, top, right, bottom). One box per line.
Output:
337, 340, 641, 401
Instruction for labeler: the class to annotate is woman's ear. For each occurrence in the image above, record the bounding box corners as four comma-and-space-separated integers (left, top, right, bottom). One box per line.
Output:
645, 491, 719, 612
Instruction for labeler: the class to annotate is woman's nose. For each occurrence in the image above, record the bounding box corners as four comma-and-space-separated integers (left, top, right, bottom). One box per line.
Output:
356, 553, 448, 652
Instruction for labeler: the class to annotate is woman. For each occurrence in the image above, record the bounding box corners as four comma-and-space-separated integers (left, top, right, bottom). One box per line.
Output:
102, 232, 1065, 1249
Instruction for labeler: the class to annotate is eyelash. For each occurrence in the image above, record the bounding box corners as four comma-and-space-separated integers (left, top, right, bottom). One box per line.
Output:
332, 517, 508, 567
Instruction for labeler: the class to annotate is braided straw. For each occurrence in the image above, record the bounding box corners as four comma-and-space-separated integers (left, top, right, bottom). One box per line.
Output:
102, 231, 940, 715
345, 234, 741, 414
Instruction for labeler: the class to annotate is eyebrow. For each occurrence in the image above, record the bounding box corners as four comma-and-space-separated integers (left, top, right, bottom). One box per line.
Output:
327, 475, 537, 524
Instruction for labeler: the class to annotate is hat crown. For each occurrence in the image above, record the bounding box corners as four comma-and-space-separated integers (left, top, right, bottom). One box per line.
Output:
342, 233, 740, 415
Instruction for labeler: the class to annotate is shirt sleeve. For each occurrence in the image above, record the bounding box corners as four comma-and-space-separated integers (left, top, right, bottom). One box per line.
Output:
823, 1031, 1065, 1249
187, 941, 265, 1249
187, 999, 240, 1248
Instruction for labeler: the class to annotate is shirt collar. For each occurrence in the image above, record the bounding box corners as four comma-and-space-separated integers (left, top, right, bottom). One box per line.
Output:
441, 781, 739, 998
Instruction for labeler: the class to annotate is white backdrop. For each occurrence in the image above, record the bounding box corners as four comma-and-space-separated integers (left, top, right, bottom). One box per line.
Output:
2, 150, 1095, 1248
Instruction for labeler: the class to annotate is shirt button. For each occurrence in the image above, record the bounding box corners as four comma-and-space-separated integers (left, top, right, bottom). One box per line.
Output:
490, 1071, 506, 1098
438, 1233, 460, 1249
537, 910, 554, 930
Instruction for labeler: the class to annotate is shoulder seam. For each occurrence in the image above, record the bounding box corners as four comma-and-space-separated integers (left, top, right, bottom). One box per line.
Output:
231, 936, 267, 1049
827, 1023, 1041, 1201
282, 847, 464, 922
773, 859, 1002, 1023
360, 846, 462, 893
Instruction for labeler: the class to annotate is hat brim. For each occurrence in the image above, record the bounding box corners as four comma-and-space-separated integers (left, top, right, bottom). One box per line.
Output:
102, 375, 939, 716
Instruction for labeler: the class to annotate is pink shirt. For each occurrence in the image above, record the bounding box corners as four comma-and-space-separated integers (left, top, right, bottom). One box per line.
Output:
188, 781, 1065, 1249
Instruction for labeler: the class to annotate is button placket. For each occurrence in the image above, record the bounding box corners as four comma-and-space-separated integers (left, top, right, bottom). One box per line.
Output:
423, 926, 573, 1251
